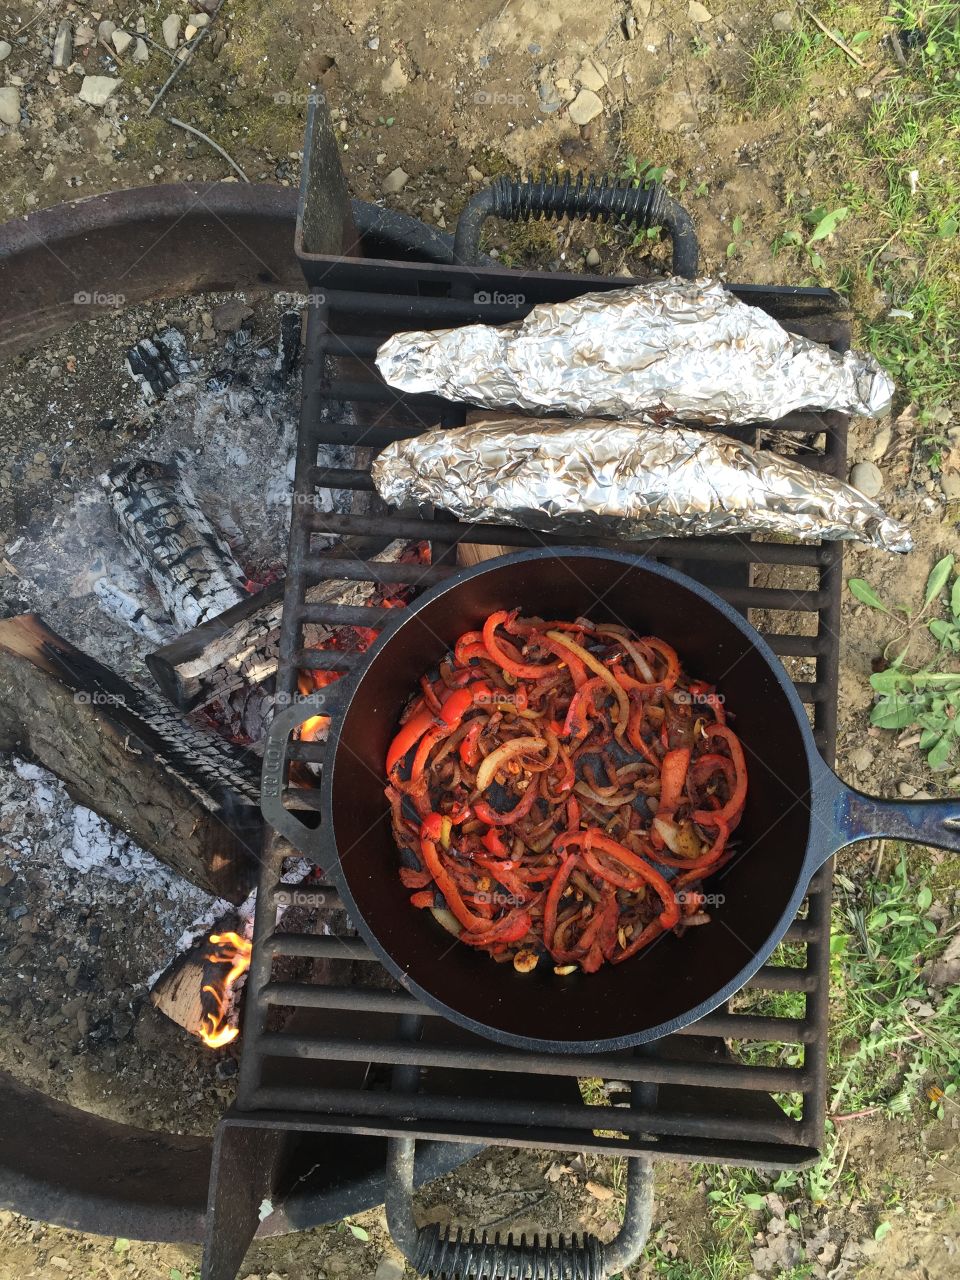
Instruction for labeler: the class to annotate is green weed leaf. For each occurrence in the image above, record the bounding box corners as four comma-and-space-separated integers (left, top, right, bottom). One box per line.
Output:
917, 886, 933, 912
743, 1193, 766, 1210
875, 1220, 893, 1242
114, 1239, 130, 1255
870, 696, 917, 730
348, 1223, 370, 1242
808, 206, 849, 244
849, 578, 887, 611
925, 555, 955, 605
928, 735, 953, 769
929, 619, 956, 644
950, 576, 960, 620
869, 670, 911, 695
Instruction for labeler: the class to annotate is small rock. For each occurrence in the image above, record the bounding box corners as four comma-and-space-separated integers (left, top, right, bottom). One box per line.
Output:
374, 1257, 404, 1280
898, 781, 917, 797
188, 12, 211, 27
940, 469, 960, 500
382, 166, 409, 194
79, 75, 120, 106
538, 80, 562, 113
212, 299, 253, 332
367, 35, 380, 50
585, 1180, 615, 1201
0, 40, 11, 62
688, 1, 713, 21
854, 84, 872, 99
74, 23, 95, 46
849, 460, 883, 498
162, 14, 182, 48
848, 746, 874, 773
568, 88, 603, 126
866, 422, 892, 461
623, 12, 638, 39
0, 86, 21, 125
111, 30, 133, 55
585, 247, 601, 268
381, 58, 408, 94
49, 1257, 71, 1271
771, 10, 793, 32
466, 164, 485, 182
132, 37, 149, 63
184, 24, 199, 40
97, 20, 116, 43
575, 57, 607, 93
52, 19, 73, 69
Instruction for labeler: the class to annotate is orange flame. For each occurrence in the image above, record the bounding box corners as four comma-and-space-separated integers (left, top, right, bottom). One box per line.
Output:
198, 931, 252, 1049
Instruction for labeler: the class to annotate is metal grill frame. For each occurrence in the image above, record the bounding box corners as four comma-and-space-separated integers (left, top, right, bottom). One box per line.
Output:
240, 260, 847, 1171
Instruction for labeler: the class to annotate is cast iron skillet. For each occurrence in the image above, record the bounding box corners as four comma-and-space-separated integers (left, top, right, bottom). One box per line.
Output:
319, 548, 960, 1054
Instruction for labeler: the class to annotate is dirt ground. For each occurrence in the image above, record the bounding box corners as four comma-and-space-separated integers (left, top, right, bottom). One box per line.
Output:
0, 0, 958, 1277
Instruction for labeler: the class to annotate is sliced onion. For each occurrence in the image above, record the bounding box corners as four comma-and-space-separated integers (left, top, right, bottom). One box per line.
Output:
653, 817, 703, 857
430, 906, 462, 937
476, 735, 548, 791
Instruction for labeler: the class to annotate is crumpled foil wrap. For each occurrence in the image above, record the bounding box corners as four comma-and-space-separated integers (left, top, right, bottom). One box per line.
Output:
372, 418, 912, 553
376, 277, 893, 423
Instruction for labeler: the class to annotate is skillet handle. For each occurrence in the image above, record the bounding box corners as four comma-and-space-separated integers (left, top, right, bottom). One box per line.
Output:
808, 767, 960, 871
260, 691, 341, 864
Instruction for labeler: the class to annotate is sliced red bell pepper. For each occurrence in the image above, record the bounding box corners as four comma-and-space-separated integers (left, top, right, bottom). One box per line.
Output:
482, 610, 562, 680
658, 747, 691, 815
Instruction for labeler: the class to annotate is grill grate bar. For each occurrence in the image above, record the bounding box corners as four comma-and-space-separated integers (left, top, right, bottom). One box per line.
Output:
257, 1032, 810, 1092
257, 981, 817, 1045
247, 1085, 802, 1145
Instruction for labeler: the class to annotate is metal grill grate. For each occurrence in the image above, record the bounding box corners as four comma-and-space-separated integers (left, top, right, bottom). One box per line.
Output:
240, 265, 846, 1170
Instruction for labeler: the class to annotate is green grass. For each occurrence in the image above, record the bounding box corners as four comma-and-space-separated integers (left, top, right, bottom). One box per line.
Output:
748, 3, 960, 413
830, 851, 960, 1116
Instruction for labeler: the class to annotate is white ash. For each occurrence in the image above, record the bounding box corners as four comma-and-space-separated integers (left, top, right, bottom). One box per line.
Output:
3, 754, 218, 926
0, 294, 355, 688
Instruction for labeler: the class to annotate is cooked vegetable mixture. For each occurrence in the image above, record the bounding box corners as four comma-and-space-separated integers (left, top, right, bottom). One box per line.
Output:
384, 611, 747, 973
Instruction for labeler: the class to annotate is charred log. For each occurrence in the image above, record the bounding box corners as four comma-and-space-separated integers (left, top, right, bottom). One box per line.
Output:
102, 459, 248, 630
147, 540, 410, 712
0, 614, 260, 902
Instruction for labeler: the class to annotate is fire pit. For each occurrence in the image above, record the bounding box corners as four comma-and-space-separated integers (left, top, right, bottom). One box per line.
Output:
0, 180, 478, 1246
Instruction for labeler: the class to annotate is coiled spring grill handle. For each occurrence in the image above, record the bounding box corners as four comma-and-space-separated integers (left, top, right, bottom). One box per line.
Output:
452, 171, 699, 278
385, 1018, 655, 1279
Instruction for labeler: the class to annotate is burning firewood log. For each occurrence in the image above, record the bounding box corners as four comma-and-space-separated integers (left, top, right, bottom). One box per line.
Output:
102, 459, 249, 630
0, 613, 261, 902
150, 919, 252, 1048
146, 539, 411, 713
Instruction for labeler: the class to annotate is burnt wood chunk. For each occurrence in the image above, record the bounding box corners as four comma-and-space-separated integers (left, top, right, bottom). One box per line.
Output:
102, 459, 248, 630
147, 540, 410, 712
0, 614, 261, 902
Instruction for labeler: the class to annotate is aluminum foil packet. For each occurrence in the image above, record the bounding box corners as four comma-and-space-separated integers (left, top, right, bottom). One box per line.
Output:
376, 277, 893, 423
372, 418, 912, 553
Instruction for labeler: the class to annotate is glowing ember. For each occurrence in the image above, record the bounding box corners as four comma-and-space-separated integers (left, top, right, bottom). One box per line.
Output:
199, 931, 252, 1048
